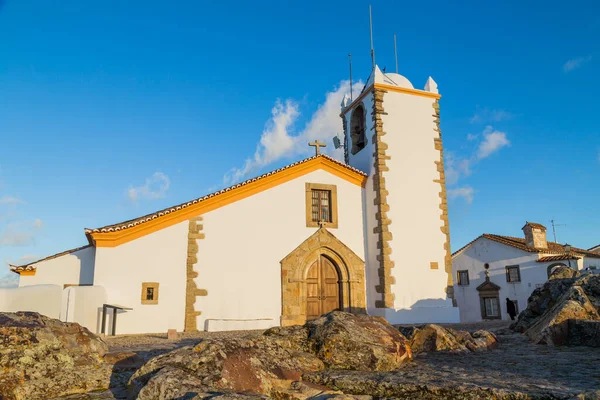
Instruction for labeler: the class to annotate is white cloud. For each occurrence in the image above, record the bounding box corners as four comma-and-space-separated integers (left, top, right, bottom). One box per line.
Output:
0, 219, 44, 247
222, 80, 363, 186
0, 196, 23, 205
470, 108, 514, 124
563, 55, 592, 72
477, 126, 510, 159
448, 186, 474, 204
0, 273, 18, 288
445, 126, 510, 204
128, 172, 170, 202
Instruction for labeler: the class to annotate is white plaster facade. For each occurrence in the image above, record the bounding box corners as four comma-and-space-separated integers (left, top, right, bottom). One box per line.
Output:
18, 246, 95, 287
453, 225, 600, 323
5, 65, 460, 333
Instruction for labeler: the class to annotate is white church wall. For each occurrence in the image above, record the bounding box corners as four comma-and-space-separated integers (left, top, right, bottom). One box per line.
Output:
196, 169, 365, 331
61, 285, 107, 334
19, 246, 96, 288
93, 221, 188, 334
452, 238, 548, 323
379, 90, 456, 323
0, 284, 62, 318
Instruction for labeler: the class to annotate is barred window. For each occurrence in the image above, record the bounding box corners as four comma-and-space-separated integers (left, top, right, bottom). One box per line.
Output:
506, 265, 521, 283
311, 189, 331, 223
457, 270, 470, 286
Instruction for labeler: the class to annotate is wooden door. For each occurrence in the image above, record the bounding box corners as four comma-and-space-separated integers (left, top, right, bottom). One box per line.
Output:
306, 255, 340, 320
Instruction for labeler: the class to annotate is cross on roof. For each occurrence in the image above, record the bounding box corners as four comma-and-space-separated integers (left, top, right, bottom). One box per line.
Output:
309, 140, 327, 156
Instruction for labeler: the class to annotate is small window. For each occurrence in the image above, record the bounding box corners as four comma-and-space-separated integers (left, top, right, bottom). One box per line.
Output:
305, 183, 338, 228
311, 189, 331, 223
506, 265, 521, 283
483, 297, 500, 318
141, 282, 159, 305
457, 270, 470, 286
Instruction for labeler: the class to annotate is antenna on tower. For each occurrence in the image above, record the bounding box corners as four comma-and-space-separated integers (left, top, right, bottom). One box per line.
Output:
550, 219, 567, 243
348, 53, 353, 101
393, 34, 398, 73
369, 4, 375, 69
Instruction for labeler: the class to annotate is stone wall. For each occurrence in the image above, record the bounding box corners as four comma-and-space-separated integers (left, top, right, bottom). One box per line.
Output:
185, 217, 208, 332
371, 88, 395, 309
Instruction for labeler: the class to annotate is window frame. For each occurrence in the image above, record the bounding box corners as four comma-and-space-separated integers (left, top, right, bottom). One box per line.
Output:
141, 282, 159, 305
456, 270, 470, 286
505, 265, 521, 283
305, 183, 338, 228
482, 296, 501, 319
349, 104, 367, 155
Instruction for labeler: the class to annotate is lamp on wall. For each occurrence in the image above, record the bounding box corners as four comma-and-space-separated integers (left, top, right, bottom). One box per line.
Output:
563, 243, 572, 269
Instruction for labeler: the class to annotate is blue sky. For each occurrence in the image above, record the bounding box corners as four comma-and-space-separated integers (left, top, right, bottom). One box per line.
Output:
1, 0, 599, 284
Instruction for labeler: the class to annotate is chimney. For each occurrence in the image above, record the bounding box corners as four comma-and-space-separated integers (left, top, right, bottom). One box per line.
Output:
522, 222, 548, 249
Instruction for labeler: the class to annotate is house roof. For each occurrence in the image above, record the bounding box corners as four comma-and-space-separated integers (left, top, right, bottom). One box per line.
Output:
589, 244, 600, 253
537, 255, 581, 262
86, 155, 367, 247
9, 245, 92, 274
452, 234, 600, 259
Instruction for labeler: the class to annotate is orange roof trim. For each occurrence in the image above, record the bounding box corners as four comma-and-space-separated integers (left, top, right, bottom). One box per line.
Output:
87, 155, 367, 248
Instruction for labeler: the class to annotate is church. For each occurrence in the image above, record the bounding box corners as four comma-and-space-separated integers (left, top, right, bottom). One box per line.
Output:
8, 65, 459, 334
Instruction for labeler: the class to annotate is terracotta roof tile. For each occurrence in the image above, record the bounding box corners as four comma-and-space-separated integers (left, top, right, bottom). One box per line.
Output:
537, 255, 581, 262
85, 155, 366, 234
453, 234, 600, 259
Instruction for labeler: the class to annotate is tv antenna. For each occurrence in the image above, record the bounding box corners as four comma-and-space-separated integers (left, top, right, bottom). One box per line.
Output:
550, 219, 566, 243
393, 34, 398, 73
369, 5, 376, 69
348, 53, 353, 101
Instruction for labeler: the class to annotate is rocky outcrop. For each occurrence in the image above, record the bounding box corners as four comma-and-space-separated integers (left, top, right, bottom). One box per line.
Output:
511, 275, 585, 333
400, 324, 497, 354
525, 286, 599, 345
549, 266, 581, 280
0, 312, 111, 400
130, 312, 411, 398
305, 312, 411, 371
567, 320, 600, 347
512, 273, 600, 346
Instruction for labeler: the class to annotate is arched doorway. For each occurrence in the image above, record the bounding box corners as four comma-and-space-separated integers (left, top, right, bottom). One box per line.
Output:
547, 263, 568, 278
306, 255, 341, 320
280, 227, 366, 326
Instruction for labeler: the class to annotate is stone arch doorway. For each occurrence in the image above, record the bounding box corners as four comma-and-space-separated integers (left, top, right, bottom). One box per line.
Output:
280, 228, 366, 326
306, 254, 341, 321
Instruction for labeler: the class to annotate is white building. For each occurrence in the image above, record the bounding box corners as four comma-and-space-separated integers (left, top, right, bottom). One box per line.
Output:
452, 222, 600, 323
6, 65, 459, 334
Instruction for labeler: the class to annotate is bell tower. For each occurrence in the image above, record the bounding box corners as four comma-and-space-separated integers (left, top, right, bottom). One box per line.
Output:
341, 66, 459, 323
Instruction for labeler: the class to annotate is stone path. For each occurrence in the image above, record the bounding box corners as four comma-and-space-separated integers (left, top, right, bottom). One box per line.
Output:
57, 326, 600, 399
306, 330, 600, 398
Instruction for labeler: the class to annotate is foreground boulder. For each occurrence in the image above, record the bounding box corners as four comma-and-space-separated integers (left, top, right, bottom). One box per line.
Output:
131, 311, 411, 398
400, 324, 497, 354
305, 312, 411, 371
525, 285, 599, 345
511, 273, 600, 346
0, 312, 111, 400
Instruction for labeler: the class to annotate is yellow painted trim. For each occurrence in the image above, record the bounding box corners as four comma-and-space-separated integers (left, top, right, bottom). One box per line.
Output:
341, 83, 441, 116
374, 83, 442, 99
92, 158, 367, 248
19, 270, 36, 276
